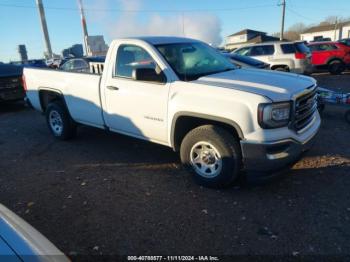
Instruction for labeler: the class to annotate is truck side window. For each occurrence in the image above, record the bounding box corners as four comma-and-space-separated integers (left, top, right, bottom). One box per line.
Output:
115, 45, 156, 78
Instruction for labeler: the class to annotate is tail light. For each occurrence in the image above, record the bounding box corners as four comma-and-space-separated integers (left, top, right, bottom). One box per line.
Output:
295, 52, 307, 59
21, 74, 27, 91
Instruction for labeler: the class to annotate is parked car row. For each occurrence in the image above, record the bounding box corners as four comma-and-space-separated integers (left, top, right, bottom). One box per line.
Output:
232, 41, 312, 74
229, 38, 350, 75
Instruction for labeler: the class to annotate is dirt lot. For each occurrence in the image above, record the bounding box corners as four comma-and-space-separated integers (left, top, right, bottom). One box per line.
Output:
1, 73, 350, 260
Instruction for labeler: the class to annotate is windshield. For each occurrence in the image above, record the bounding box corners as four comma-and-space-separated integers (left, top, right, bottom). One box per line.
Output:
155, 42, 235, 81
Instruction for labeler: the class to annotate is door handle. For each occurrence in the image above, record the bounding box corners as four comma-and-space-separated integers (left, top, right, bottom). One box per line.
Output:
107, 85, 119, 91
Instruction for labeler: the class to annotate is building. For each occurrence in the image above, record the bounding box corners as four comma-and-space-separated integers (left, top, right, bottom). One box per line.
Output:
86, 35, 109, 56
62, 44, 84, 58
300, 21, 350, 42
18, 45, 28, 62
225, 29, 280, 50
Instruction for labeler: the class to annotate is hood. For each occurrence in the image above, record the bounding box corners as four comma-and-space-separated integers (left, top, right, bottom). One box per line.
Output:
193, 68, 316, 101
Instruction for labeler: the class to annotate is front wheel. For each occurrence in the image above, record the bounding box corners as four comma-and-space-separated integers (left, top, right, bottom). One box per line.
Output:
46, 101, 77, 140
180, 125, 242, 188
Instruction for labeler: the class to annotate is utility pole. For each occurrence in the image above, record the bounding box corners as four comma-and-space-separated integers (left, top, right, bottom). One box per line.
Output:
334, 17, 338, 41
36, 0, 53, 58
279, 0, 286, 41
77, 0, 89, 55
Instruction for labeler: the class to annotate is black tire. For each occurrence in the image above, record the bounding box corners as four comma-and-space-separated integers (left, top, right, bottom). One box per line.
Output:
46, 101, 77, 140
328, 60, 345, 75
345, 110, 350, 124
180, 125, 242, 188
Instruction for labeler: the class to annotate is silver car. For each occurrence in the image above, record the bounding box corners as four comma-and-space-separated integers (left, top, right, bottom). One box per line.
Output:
233, 41, 313, 74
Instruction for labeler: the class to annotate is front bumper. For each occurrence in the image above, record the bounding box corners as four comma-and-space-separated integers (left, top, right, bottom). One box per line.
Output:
240, 130, 318, 173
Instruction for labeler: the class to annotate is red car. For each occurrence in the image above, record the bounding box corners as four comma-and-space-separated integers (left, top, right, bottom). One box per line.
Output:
308, 42, 350, 74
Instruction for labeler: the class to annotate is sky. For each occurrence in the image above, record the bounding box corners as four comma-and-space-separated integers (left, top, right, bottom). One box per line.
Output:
0, 0, 350, 62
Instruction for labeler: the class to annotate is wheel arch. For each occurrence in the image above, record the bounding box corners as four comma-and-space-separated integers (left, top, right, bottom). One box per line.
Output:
326, 56, 344, 64
39, 88, 67, 112
271, 64, 290, 71
170, 112, 244, 152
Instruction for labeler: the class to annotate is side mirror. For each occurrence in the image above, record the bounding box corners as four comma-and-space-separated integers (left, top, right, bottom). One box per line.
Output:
132, 67, 166, 83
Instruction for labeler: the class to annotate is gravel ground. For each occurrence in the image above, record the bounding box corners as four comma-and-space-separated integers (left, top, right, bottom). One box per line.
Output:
0, 73, 350, 260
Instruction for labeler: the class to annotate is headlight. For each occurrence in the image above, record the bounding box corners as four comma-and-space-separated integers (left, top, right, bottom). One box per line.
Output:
258, 101, 292, 129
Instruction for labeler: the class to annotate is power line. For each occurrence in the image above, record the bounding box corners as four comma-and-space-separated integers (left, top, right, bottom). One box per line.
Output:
286, 6, 317, 22
0, 3, 277, 13
286, 5, 349, 13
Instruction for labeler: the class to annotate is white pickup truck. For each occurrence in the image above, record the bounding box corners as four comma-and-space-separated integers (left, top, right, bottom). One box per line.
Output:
24, 37, 321, 188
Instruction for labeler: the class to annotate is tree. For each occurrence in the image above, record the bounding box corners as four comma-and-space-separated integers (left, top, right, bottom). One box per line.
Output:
278, 23, 308, 41
319, 16, 348, 26
288, 23, 307, 33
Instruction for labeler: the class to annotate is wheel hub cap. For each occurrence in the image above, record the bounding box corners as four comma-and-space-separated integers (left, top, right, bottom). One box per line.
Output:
190, 142, 222, 178
49, 110, 63, 135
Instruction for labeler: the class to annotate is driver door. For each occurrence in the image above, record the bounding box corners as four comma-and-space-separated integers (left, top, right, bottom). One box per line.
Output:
103, 44, 170, 144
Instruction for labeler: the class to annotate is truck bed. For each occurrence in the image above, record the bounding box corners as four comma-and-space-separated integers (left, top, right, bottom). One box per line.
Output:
25, 68, 105, 128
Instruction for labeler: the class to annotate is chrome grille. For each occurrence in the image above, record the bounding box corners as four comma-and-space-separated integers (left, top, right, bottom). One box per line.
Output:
293, 87, 318, 132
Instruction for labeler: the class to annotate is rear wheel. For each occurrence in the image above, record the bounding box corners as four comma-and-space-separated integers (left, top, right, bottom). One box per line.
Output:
328, 60, 345, 75
46, 101, 77, 140
180, 125, 242, 188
